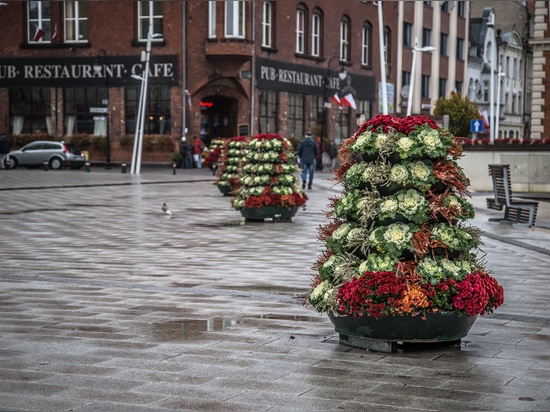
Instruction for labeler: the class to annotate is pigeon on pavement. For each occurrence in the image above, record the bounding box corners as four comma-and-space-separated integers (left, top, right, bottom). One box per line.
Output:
161, 202, 172, 216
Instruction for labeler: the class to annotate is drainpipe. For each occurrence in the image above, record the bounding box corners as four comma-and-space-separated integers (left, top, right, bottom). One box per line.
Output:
182, 2, 187, 138
249, 1, 255, 136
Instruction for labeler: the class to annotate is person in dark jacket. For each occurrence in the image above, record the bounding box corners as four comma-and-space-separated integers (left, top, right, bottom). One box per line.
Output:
297, 131, 319, 190
180, 137, 192, 169
0, 133, 11, 170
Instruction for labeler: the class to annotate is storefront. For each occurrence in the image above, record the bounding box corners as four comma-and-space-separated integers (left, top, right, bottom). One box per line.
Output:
256, 58, 376, 143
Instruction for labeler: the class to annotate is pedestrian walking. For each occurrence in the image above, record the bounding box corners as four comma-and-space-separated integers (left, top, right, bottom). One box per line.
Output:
297, 131, 318, 190
328, 139, 338, 170
192, 135, 205, 169
315, 136, 325, 171
0, 133, 11, 170
180, 137, 192, 169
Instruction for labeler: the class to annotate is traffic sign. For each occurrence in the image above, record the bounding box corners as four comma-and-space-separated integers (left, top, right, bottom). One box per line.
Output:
470, 119, 483, 133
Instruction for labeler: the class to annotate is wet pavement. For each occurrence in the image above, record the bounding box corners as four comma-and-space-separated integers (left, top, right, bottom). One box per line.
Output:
0, 165, 549, 411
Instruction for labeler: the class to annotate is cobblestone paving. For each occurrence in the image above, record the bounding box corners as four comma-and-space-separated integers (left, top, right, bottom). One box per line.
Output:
0, 167, 549, 411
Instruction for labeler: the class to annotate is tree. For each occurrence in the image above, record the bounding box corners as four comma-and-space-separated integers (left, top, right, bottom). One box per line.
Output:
433, 92, 481, 138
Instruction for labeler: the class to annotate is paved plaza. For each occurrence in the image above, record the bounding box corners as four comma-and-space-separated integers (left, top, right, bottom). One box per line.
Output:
0, 165, 549, 411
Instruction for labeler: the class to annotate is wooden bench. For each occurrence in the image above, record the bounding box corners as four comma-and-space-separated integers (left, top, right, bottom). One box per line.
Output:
486, 164, 539, 228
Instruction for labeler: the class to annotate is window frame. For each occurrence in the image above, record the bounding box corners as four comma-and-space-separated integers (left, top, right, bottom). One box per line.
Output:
225, 0, 245, 39
361, 21, 372, 66
137, 1, 164, 42
340, 16, 351, 62
456, 37, 464, 60
311, 9, 322, 57
261, 1, 273, 47
208, 1, 216, 39
440, 33, 448, 57
422, 28, 432, 47
421, 75, 430, 99
64, 1, 88, 43
295, 6, 306, 54
403, 22, 412, 48
28, 1, 51, 43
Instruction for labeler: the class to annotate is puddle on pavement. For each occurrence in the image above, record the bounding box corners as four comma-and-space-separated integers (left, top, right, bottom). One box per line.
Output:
148, 314, 324, 342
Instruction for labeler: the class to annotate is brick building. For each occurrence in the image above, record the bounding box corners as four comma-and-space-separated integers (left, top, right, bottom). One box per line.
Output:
0, 1, 473, 164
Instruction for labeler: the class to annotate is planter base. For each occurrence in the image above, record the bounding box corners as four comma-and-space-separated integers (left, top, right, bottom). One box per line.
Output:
217, 184, 233, 196
240, 206, 299, 222
328, 311, 476, 352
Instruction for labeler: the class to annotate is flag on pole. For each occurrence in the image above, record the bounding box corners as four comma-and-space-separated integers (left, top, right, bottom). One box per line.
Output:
341, 93, 357, 110
331, 93, 343, 110
51, 23, 58, 41
33, 27, 45, 42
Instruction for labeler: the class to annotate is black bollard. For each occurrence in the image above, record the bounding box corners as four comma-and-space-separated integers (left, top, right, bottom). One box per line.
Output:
172, 162, 177, 175
85, 162, 91, 173
121, 162, 127, 173
43, 161, 48, 171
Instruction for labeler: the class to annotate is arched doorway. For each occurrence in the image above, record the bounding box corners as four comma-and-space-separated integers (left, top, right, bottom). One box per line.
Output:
199, 96, 238, 146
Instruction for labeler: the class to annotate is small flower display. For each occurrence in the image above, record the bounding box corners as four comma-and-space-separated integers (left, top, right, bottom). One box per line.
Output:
203, 138, 226, 172
308, 114, 504, 321
215, 136, 247, 196
232, 133, 307, 217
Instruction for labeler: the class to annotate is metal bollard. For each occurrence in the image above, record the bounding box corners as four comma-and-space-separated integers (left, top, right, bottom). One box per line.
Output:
85, 162, 91, 173
121, 162, 127, 173
172, 162, 177, 175
43, 161, 48, 171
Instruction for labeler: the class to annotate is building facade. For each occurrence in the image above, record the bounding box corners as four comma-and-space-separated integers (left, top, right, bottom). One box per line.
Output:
0, 1, 479, 164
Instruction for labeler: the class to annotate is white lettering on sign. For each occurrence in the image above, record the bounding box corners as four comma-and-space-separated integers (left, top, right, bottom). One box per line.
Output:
0, 65, 17, 79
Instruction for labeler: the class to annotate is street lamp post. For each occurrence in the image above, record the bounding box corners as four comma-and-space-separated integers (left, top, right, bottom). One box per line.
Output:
130, 23, 161, 175
407, 37, 435, 116
92, 48, 111, 169
323, 56, 347, 140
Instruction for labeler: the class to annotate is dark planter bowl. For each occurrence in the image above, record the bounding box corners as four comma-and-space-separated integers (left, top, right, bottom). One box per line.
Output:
240, 206, 299, 222
217, 184, 233, 196
327, 311, 477, 343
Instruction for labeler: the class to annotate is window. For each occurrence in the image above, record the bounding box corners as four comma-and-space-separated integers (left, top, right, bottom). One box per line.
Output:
440, 33, 448, 56
384, 27, 391, 79
208, 1, 216, 38
295, 6, 306, 54
261, 2, 273, 47
424, 1, 432, 6
457, 1, 465, 18
28, 1, 51, 43
422, 28, 431, 47
402, 71, 411, 87
64, 87, 107, 136
456, 38, 464, 60
441, 1, 449, 13
483, 80, 489, 102
287, 93, 304, 139
64, 1, 88, 42
225, 1, 245, 38
421, 75, 430, 98
258, 89, 278, 134
335, 107, 350, 143
403, 22, 412, 48
340, 17, 351, 62
9, 88, 52, 134
438, 78, 447, 98
361, 22, 372, 66
311, 9, 322, 57
455, 81, 463, 95
125, 86, 171, 135
138, 1, 163, 42
309, 95, 324, 137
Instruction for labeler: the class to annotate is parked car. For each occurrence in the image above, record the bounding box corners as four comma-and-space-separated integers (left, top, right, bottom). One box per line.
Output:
7, 141, 85, 170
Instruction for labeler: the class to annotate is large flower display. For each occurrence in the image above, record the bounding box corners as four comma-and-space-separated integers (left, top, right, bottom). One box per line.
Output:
215, 136, 247, 196
232, 133, 307, 216
308, 114, 503, 320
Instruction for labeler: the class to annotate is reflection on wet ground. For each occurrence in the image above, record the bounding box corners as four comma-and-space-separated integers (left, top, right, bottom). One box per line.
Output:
148, 314, 326, 342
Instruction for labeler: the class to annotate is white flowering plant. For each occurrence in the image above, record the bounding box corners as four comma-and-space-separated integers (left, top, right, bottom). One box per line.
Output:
308, 115, 503, 319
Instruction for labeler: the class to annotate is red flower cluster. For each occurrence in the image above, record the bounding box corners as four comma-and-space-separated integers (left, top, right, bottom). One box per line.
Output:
452, 271, 504, 316
244, 191, 307, 209
336, 270, 504, 319
354, 114, 440, 135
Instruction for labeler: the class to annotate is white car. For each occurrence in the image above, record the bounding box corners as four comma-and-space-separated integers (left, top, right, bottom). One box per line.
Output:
8, 141, 85, 170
